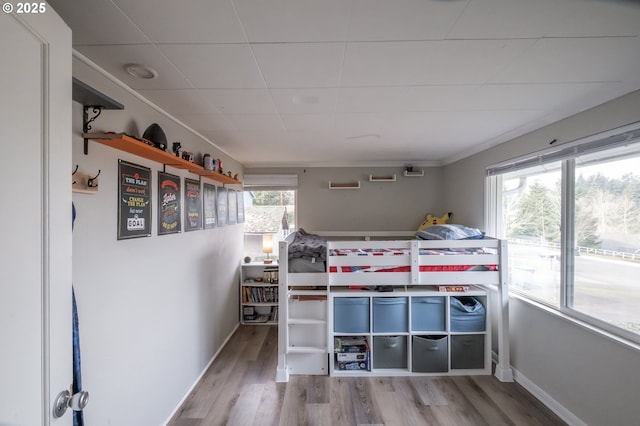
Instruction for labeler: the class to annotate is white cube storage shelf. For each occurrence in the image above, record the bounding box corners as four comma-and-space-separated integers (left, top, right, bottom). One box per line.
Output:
329, 289, 490, 376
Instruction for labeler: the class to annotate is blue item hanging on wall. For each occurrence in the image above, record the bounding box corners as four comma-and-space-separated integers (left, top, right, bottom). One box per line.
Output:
72, 287, 84, 426
72, 202, 85, 426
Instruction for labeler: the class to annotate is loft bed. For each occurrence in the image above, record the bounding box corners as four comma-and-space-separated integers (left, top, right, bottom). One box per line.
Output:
276, 230, 513, 383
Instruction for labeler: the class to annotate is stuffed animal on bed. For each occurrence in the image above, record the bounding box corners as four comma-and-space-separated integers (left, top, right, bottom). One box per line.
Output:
418, 212, 452, 231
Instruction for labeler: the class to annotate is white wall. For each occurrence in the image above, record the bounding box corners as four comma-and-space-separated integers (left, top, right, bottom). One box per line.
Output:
245, 166, 444, 231
443, 89, 640, 425
72, 57, 243, 425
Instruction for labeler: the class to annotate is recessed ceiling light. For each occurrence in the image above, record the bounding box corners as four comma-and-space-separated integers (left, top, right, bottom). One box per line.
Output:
124, 63, 158, 80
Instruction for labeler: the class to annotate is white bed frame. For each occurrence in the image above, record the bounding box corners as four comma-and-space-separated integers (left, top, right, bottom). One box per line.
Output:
277, 231, 513, 383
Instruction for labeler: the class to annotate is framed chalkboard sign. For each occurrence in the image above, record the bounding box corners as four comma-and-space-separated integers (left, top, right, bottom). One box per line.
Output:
184, 178, 202, 231
217, 187, 227, 227
237, 190, 245, 223
228, 189, 237, 225
158, 172, 181, 235
203, 183, 217, 229
118, 160, 152, 240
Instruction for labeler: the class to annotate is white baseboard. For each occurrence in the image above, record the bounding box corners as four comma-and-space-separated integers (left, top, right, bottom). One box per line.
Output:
161, 323, 240, 425
511, 367, 586, 426
491, 352, 584, 426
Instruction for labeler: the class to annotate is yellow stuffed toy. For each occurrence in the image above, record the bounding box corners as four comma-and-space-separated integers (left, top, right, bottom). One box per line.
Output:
418, 212, 452, 231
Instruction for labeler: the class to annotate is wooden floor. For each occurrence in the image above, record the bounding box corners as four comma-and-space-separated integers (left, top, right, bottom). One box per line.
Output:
168, 325, 566, 426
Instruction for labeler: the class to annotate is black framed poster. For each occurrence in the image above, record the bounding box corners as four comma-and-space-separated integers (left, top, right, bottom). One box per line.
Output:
217, 187, 228, 227
184, 178, 202, 231
237, 190, 245, 223
118, 160, 152, 240
158, 172, 181, 235
203, 183, 217, 229
228, 189, 237, 225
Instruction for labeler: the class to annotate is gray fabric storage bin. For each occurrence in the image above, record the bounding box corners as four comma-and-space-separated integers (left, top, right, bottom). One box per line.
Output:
412, 335, 448, 373
411, 297, 445, 331
334, 297, 370, 333
451, 334, 485, 369
373, 336, 407, 369
450, 296, 486, 332
373, 297, 408, 333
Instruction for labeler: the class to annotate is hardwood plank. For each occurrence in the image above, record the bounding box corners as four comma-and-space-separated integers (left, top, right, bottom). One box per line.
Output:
253, 382, 286, 426
278, 376, 309, 426
305, 403, 331, 425
169, 326, 568, 426
452, 376, 514, 426
226, 383, 264, 426
329, 377, 356, 425
408, 376, 449, 406
471, 375, 566, 426
428, 377, 490, 426
348, 377, 384, 425
170, 329, 253, 420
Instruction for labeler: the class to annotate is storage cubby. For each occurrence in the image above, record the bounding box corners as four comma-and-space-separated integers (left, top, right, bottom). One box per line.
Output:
329, 289, 490, 376
412, 335, 448, 373
373, 336, 407, 369
240, 263, 279, 325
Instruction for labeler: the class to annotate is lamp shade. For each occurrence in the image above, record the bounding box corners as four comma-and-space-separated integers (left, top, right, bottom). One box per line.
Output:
262, 234, 273, 254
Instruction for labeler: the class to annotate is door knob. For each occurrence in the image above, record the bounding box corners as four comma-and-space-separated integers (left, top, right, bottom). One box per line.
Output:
70, 390, 89, 411
53, 390, 70, 418
53, 389, 89, 418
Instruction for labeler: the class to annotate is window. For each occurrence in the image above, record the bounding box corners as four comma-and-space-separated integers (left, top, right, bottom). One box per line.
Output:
488, 123, 640, 342
242, 175, 297, 263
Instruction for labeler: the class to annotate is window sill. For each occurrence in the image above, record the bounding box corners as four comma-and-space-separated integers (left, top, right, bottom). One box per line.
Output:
507, 290, 640, 352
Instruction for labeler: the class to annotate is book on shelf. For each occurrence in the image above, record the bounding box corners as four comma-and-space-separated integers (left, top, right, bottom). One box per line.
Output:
437, 285, 470, 292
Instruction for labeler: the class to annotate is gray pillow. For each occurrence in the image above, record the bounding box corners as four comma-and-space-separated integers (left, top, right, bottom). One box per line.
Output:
416, 224, 484, 240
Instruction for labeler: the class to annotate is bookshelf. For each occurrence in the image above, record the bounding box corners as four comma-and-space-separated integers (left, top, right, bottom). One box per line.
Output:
240, 262, 279, 325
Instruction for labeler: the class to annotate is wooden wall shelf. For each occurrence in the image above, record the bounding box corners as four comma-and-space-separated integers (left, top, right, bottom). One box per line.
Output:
328, 181, 361, 189
83, 133, 241, 185
369, 174, 397, 182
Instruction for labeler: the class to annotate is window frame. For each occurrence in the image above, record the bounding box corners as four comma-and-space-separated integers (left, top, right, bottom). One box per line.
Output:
486, 122, 640, 346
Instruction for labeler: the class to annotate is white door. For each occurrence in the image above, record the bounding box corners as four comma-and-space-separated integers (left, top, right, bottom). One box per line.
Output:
0, 8, 73, 425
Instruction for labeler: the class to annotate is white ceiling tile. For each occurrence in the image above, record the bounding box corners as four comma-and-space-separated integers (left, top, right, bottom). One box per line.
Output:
337, 86, 479, 113
158, 44, 266, 89
112, 0, 246, 43
491, 37, 640, 84
223, 114, 287, 133
136, 89, 217, 115
546, 1, 640, 37
74, 45, 191, 90
48, 0, 149, 45
280, 114, 335, 134
252, 43, 345, 88
467, 83, 609, 111
174, 114, 236, 133
346, 0, 468, 41
341, 39, 536, 86
199, 89, 278, 114
233, 0, 350, 42
53, 0, 640, 166
448, 0, 577, 39
270, 89, 339, 114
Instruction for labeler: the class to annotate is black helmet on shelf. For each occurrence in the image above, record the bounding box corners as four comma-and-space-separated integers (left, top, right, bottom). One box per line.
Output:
142, 123, 167, 151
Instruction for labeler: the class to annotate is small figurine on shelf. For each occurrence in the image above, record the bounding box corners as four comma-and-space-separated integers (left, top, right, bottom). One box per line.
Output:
226, 171, 232, 178
181, 151, 194, 162
217, 159, 222, 174
203, 154, 214, 170
233, 173, 238, 180
172, 142, 181, 157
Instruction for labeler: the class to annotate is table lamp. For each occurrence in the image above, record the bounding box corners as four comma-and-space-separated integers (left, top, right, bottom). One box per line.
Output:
262, 234, 273, 264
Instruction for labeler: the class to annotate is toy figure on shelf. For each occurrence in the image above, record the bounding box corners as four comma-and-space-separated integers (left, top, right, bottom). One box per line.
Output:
172, 142, 181, 157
